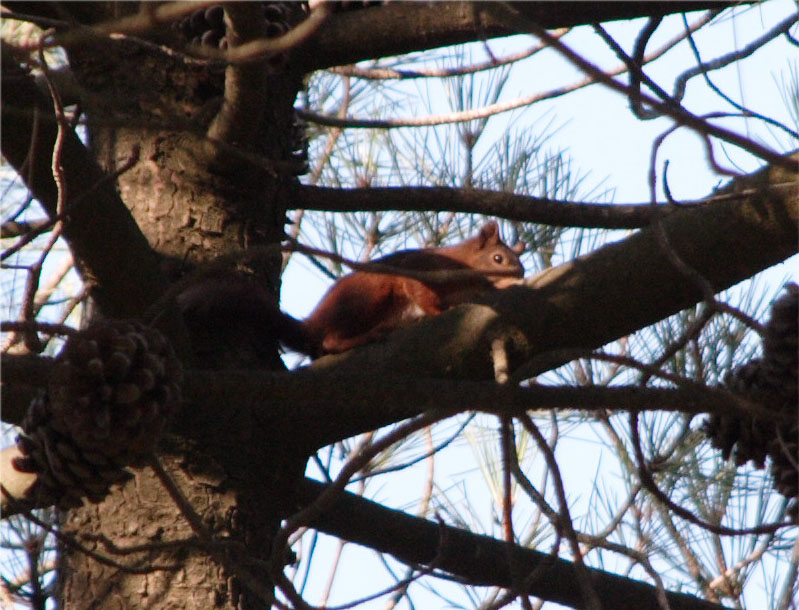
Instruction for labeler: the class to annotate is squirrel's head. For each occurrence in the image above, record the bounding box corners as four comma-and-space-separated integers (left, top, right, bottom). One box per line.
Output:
473, 221, 525, 287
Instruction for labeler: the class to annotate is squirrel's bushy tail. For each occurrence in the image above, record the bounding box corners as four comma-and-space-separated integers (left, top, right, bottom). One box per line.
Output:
176, 272, 316, 364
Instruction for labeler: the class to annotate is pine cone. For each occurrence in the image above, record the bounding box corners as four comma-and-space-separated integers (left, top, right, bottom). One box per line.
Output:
761, 283, 798, 401
173, 3, 305, 53
704, 361, 773, 467
762, 285, 798, 510
14, 321, 183, 509
175, 5, 226, 49
703, 284, 798, 514
15, 393, 135, 509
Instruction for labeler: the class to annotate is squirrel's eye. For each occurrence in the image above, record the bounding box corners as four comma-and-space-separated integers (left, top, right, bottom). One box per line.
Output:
493, 254, 504, 264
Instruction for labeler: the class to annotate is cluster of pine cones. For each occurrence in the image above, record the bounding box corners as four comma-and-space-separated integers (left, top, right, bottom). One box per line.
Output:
173, 3, 302, 51
703, 284, 798, 516
14, 321, 183, 509
173, 1, 384, 52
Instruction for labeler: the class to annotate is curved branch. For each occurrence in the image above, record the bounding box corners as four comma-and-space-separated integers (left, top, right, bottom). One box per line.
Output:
672, 12, 798, 103
205, 3, 270, 153
0, 47, 189, 353
294, 184, 747, 229
327, 35, 563, 80
491, 4, 795, 172
296, 477, 726, 610
300, 12, 716, 130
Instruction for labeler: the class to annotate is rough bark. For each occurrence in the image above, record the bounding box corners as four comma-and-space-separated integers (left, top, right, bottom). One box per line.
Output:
2, 4, 303, 608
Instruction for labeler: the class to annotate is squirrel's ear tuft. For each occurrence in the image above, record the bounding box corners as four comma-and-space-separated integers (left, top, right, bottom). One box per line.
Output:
512, 241, 526, 255
478, 221, 499, 246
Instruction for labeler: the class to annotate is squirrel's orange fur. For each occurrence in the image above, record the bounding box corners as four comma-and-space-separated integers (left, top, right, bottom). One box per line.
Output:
280, 221, 525, 358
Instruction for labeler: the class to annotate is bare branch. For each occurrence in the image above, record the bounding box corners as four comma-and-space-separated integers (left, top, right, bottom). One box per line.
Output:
673, 12, 799, 103
295, 185, 685, 229
0, 219, 51, 240
519, 414, 603, 610
296, 477, 728, 610
328, 32, 567, 80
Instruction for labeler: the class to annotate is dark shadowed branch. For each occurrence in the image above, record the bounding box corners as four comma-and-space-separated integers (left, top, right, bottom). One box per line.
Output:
294, 1, 744, 73
293, 184, 780, 229
296, 478, 726, 610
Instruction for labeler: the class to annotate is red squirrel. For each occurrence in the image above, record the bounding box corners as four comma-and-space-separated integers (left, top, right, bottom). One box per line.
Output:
279, 221, 525, 358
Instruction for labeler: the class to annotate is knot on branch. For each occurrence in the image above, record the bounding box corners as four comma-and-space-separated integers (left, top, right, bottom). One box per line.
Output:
13, 321, 183, 509
703, 284, 798, 518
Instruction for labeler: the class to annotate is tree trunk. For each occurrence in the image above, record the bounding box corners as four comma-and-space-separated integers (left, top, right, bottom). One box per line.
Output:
56, 10, 307, 607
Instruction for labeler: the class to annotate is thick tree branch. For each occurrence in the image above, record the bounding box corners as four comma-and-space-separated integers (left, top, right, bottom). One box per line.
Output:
0, 48, 188, 352
1, 353, 780, 455
293, 184, 771, 229
296, 478, 725, 610
294, 1, 744, 73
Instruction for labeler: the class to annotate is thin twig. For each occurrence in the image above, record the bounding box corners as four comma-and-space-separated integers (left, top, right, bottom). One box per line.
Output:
673, 12, 799, 104
284, 235, 523, 283
490, 3, 796, 172
329, 32, 568, 80
302, 12, 716, 130
646, 117, 767, 336
270, 411, 451, 606
629, 411, 785, 536
518, 413, 603, 610
147, 455, 210, 542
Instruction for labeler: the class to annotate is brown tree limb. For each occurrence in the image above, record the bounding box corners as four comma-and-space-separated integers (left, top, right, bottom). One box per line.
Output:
295, 477, 727, 610
294, 1, 744, 74
0, 353, 780, 452
292, 184, 774, 229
